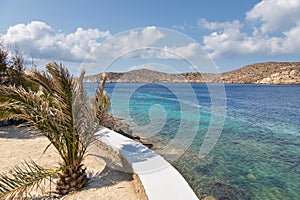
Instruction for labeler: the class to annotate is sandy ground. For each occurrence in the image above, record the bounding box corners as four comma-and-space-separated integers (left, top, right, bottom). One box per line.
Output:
0, 126, 147, 200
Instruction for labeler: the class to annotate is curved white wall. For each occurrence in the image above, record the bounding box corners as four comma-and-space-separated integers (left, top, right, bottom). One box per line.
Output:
96, 127, 199, 200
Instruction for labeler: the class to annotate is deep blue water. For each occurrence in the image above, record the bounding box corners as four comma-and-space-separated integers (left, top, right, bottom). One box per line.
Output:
85, 82, 300, 199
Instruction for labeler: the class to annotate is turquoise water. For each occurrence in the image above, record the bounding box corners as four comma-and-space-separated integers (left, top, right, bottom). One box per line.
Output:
85, 83, 300, 199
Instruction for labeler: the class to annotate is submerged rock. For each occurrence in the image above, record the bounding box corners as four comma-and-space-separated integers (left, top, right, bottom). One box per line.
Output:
209, 182, 249, 200
247, 173, 258, 180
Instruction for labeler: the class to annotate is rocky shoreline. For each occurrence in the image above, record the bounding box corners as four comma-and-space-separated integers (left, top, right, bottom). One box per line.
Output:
100, 114, 154, 148
84, 62, 300, 85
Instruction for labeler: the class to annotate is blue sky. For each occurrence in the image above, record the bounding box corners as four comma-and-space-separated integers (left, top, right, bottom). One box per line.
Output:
1, 0, 300, 75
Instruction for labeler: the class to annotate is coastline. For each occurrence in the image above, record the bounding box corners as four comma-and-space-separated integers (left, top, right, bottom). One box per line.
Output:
83, 62, 300, 85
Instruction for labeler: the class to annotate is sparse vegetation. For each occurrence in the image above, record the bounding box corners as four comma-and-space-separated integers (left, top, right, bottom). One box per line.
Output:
0, 43, 26, 87
0, 42, 9, 85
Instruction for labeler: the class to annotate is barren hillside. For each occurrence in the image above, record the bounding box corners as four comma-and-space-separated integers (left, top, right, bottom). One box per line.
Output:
84, 62, 300, 84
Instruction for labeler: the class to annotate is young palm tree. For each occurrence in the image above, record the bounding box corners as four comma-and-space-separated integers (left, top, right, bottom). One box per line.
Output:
0, 62, 110, 198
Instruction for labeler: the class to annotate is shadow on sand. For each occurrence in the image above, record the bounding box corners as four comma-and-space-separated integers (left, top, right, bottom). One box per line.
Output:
0, 125, 41, 139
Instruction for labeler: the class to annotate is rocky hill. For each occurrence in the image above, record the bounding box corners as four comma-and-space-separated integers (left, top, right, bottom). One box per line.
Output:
84, 69, 187, 82
219, 62, 300, 84
84, 62, 300, 84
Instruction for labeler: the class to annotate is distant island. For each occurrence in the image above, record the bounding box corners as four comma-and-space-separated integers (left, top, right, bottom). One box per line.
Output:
84, 62, 300, 84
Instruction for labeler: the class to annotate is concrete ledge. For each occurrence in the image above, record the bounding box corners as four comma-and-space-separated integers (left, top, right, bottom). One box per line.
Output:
96, 127, 198, 200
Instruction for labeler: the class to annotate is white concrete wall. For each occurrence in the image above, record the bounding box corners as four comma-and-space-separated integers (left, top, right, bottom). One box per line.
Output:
96, 127, 199, 200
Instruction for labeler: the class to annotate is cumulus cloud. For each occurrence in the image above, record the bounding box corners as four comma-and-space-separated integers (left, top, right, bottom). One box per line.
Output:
84, 27, 203, 69
199, 19, 256, 58
80, 27, 209, 74
1, 21, 206, 75
92, 26, 165, 60
1, 21, 110, 62
246, 0, 300, 33
163, 42, 200, 58
199, 0, 300, 59
1, 22, 202, 75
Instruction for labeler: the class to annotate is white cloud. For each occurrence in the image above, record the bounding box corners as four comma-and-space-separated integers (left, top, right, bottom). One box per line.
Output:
274, 21, 300, 53
164, 42, 200, 58
65, 27, 110, 57
138, 42, 200, 60
246, 0, 300, 33
86, 26, 165, 62
198, 18, 243, 31
2, 21, 54, 43
1, 22, 202, 75
1, 21, 110, 62
200, 20, 255, 58
199, 0, 300, 59
82, 27, 206, 74
172, 22, 194, 31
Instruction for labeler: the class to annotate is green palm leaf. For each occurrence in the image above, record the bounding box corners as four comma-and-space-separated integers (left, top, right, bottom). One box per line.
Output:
0, 160, 59, 199
0, 62, 111, 197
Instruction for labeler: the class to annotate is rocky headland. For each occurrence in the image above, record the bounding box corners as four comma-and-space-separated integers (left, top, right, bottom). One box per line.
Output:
84, 62, 300, 84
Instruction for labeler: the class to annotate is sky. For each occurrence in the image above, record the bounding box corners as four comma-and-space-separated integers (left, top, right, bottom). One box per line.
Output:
0, 0, 300, 75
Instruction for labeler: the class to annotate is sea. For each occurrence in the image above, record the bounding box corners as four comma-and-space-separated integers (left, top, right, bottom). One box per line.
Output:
85, 82, 300, 200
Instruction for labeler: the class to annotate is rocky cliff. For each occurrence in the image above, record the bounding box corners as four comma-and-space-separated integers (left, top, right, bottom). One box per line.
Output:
84, 62, 300, 84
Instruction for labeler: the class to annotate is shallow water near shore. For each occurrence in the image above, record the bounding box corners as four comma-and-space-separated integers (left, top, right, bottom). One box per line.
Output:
85, 82, 300, 199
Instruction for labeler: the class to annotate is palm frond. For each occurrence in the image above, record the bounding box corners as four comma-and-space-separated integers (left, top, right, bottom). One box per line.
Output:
4, 66, 75, 156
0, 62, 111, 195
0, 85, 69, 163
73, 69, 101, 161
0, 160, 59, 199
25, 70, 55, 95
95, 73, 111, 124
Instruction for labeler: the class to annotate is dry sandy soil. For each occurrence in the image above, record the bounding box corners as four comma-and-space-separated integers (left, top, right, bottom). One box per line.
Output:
0, 126, 147, 200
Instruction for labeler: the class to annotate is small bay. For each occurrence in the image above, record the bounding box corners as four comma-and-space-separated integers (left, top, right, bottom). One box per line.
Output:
86, 82, 300, 199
